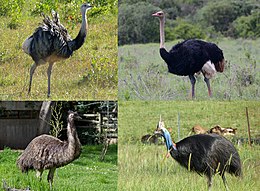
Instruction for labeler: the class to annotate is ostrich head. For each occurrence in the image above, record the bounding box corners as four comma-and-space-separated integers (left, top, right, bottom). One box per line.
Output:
67, 111, 82, 123
152, 11, 165, 19
80, 3, 92, 14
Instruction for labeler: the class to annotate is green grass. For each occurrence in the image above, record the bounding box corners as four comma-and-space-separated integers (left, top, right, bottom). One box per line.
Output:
118, 101, 260, 191
0, 1, 117, 100
118, 38, 260, 100
0, 145, 118, 191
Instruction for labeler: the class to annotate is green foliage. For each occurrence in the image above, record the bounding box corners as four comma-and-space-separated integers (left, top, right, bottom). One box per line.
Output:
118, 2, 160, 45
31, 0, 58, 15
195, 0, 258, 34
0, 0, 25, 29
230, 12, 260, 38
166, 19, 206, 41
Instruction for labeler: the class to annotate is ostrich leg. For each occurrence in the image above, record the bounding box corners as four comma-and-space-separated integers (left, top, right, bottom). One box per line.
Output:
204, 77, 212, 97
47, 62, 54, 97
189, 75, 196, 98
47, 167, 56, 190
28, 63, 37, 95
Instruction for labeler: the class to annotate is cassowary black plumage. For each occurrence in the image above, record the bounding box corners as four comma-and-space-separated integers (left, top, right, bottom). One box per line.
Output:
22, 3, 92, 97
155, 120, 242, 190
152, 11, 225, 98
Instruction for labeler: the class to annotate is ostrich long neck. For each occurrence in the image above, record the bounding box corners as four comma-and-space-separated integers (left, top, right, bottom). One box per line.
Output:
71, 10, 88, 51
67, 119, 81, 159
159, 17, 165, 49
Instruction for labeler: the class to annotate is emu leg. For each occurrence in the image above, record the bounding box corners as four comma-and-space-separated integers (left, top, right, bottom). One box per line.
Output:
189, 75, 196, 98
207, 171, 213, 191
204, 77, 212, 97
47, 62, 54, 98
28, 63, 37, 95
36, 169, 43, 181
47, 167, 56, 190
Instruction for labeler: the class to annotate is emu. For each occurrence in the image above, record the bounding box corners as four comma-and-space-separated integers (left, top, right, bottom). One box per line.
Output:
152, 11, 225, 98
23, 3, 92, 97
17, 111, 82, 189
155, 118, 242, 190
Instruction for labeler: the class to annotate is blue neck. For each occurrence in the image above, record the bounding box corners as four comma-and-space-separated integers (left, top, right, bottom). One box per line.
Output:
162, 128, 176, 151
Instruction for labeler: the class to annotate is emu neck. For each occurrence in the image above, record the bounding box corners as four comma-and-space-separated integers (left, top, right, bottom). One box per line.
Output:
67, 119, 81, 159
159, 17, 165, 49
71, 10, 87, 51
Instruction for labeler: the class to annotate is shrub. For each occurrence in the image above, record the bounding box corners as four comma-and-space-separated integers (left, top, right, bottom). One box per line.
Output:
230, 12, 260, 38
0, 0, 25, 29
166, 19, 206, 41
118, 2, 160, 45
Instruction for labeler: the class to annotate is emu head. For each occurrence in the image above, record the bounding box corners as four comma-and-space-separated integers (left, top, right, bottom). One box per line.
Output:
67, 111, 82, 123
81, 3, 92, 14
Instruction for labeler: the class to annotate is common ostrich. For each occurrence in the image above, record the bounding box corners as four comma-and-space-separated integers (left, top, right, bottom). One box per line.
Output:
22, 3, 92, 97
17, 111, 82, 189
155, 119, 242, 190
152, 11, 225, 98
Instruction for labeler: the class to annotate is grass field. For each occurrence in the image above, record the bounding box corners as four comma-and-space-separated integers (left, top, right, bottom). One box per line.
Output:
0, 144, 117, 191
0, 1, 117, 100
119, 38, 260, 100
118, 101, 260, 190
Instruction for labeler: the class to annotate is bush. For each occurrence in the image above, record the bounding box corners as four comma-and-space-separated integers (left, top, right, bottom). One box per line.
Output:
118, 2, 160, 45
230, 12, 260, 38
165, 18, 206, 41
0, 0, 25, 29
195, 0, 257, 34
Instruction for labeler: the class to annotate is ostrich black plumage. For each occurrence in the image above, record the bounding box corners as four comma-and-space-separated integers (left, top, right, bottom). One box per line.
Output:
156, 120, 242, 190
22, 3, 92, 97
152, 11, 225, 98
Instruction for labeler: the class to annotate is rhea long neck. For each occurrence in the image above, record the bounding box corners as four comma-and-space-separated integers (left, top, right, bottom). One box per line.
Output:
71, 9, 88, 51
159, 16, 165, 49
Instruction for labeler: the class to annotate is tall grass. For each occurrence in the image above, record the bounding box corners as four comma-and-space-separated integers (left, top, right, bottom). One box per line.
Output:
118, 101, 260, 190
0, 145, 118, 191
0, 1, 117, 100
118, 38, 260, 100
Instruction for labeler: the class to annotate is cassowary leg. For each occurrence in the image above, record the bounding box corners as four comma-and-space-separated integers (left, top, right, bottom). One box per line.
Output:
47, 62, 54, 98
47, 167, 56, 190
189, 75, 196, 98
36, 169, 43, 181
28, 63, 37, 95
204, 77, 212, 97
222, 174, 229, 191
207, 171, 213, 191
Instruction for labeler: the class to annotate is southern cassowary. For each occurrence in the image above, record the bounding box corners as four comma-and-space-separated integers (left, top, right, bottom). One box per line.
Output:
155, 120, 242, 190
152, 11, 225, 98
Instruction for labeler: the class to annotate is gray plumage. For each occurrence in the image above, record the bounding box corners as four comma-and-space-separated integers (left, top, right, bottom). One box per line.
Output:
23, 3, 92, 97
16, 111, 82, 188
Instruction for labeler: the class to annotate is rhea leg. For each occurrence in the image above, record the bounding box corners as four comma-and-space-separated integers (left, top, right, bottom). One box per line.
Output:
204, 77, 212, 97
28, 63, 37, 95
47, 62, 54, 98
189, 75, 196, 98
47, 167, 56, 190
